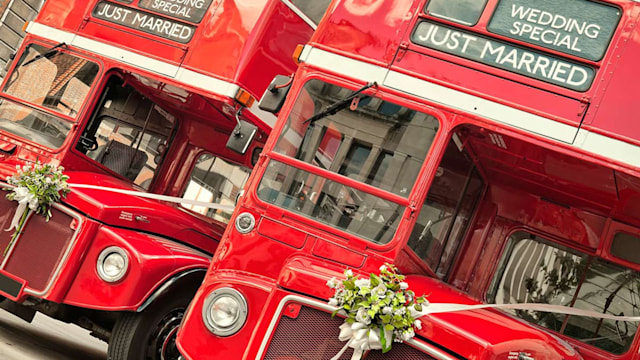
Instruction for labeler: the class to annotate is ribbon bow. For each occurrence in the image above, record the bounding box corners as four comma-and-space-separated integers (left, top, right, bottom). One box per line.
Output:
5, 186, 37, 232
330, 322, 393, 360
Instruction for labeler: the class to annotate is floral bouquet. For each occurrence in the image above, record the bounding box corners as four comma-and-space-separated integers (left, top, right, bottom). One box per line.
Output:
326, 263, 427, 359
3, 162, 70, 255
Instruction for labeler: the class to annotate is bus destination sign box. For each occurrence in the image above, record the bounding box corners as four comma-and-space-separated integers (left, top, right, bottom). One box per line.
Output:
411, 21, 594, 91
138, 0, 214, 23
93, 1, 196, 43
488, 0, 620, 61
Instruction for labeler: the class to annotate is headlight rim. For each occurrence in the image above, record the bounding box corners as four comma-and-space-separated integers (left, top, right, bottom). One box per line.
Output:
202, 287, 248, 337
96, 246, 129, 283
234, 212, 256, 234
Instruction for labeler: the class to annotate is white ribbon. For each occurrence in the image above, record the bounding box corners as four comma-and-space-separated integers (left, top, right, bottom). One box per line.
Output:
331, 302, 640, 359
414, 302, 640, 322
5, 187, 38, 232
331, 322, 393, 360
68, 184, 236, 211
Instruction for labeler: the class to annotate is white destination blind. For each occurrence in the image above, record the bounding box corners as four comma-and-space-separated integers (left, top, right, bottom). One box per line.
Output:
411, 21, 595, 91
138, 0, 214, 23
93, 1, 196, 43
488, 0, 621, 61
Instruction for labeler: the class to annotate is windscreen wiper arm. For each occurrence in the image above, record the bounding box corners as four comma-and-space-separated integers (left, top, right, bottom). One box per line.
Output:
303, 82, 377, 125
22, 42, 66, 67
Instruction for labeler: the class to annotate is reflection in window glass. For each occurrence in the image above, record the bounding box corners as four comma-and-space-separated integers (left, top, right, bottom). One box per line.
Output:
426, 0, 487, 26
290, 0, 332, 25
0, 98, 72, 148
4, 43, 99, 117
182, 154, 251, 224
258, 160, 404, 244
490, 232, 640, 354
275, 79, 439, 198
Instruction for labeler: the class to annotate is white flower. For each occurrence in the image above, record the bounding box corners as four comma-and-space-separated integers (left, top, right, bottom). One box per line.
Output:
372, 284, 387, 298
379, 264, 387, 272
414, 319, 422, 330
328, 297, 339, 306
355, 308, 371, 325
345, 269, 353, 277
394, 307, 406, 316
382, 306, 393, 315
399, 282, 408, 290
354, 278, 370, 288
401, 328, 415, 341
326, 277, 339, 289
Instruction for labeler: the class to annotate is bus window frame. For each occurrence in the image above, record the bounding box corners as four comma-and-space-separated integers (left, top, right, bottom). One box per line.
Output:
180, 150, 252, 225
255, 72, 448, 252
73, 71, 178, 188
1, 39, 103, 123
486, 228, 640, 355
602, 221, 640, 272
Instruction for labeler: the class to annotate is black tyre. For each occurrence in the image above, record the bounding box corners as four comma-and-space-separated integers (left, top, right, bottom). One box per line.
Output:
107, 293, 190, 360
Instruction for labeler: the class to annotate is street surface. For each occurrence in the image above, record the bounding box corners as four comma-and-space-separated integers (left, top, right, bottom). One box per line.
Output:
0, 308, 107, 360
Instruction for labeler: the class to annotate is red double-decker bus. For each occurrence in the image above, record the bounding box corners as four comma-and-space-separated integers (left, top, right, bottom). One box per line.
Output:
0, 0, 331, 359
176, 0, 640, 359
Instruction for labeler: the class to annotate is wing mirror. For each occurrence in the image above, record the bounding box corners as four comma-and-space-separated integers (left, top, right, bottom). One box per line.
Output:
258, 75, 292, 114
226, 109, 258, 154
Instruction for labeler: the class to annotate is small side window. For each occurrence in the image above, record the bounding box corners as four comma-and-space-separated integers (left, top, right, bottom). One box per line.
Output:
489, 232, 640, 354
288, 0, 332, 25
181, 154, 251, 224
611, 232, 640, 265
426, 0, 488, 26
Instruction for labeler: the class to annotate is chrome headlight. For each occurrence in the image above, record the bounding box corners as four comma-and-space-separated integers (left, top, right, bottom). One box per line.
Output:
96, 246, 129, 283
202, 288, 248, 336
234, 212, 255, 234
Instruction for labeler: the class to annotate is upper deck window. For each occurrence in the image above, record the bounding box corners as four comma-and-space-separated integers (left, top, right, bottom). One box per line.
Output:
257, 79, 439, 244
4, 43, 99, 118
487, 0, 621, 61
426, 0, 488, 26
285, 0, 333, 27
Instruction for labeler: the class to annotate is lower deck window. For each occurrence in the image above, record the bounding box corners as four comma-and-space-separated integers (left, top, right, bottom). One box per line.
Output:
181, 154, 251, 224
489, 231, 640, 354
76, 76, 175, 189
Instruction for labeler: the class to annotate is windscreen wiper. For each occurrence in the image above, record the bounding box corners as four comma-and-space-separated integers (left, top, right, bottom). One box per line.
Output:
303, 82, 377, 125
21, 42, 66, 67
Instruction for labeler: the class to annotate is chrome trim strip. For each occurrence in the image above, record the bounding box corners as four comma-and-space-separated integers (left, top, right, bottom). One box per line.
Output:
255, 294, 457, 360
298, 46, 388, 84
299, 45, 640, 171
574, 128, 640, 168
384, 71, 578, 143
298, 46, 576, 144
23, 203, 84, 297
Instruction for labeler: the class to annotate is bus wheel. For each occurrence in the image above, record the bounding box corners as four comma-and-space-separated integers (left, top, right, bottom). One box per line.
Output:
108, 294, 189, 360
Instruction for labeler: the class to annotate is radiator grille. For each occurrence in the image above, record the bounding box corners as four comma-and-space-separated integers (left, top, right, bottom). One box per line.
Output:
263, 305, 438, 360
0, 195, 76, 293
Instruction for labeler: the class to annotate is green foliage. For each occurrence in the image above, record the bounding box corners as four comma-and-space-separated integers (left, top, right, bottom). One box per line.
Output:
326, 263, 428, 353
3, 162, 70, 255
